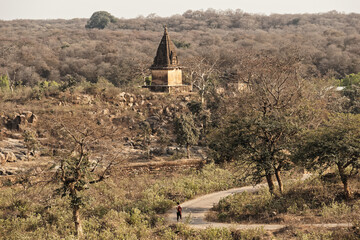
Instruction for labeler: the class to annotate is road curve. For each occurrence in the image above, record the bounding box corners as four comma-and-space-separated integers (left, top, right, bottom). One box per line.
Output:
165, 175, 352, 230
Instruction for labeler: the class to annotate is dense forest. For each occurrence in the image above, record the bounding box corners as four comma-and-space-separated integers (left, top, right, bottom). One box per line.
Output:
0, 9, 360, 88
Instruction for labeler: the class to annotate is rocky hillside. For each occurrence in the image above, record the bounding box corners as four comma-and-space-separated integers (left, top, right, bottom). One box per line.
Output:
0, 85, 205, 183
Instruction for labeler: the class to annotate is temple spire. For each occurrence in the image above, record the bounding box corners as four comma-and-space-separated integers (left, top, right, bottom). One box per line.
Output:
151, 26, 179, 69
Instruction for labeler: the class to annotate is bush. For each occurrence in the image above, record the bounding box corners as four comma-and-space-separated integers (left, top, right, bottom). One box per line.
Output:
0, 74, 10, 91
211, 176, 360, 224
321, 201, 352, 219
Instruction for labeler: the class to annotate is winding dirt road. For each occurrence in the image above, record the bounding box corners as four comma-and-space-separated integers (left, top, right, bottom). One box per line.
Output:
165, 175, 352, 230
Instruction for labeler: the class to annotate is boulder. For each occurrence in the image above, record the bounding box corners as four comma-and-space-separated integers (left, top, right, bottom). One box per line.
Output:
28, 113, 37, 124
101, 108, 110, 115
150, 147, 165, 156
21, 111, 33, 119
0, 152, 5, 164
81, 95, 93, 105
8, 115, 23, 130
96, 118, 104, 125
5, 152, 17, 162
146, 116, 160, 131
118, 93, 126, 102
5, 111, 37, 130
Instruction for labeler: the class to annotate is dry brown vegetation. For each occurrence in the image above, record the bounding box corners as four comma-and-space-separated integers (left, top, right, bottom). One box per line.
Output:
0, 9, 360, 239
0, 10, 360, 88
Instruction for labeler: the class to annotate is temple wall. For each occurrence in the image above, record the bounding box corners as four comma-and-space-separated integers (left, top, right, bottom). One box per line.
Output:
167, 69, 182, 85
151, 68, 182, 86
151, 70, 168, 85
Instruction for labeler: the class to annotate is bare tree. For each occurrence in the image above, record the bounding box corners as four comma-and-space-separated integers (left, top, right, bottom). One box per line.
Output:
184, 56, 219, 105
210, 50, 305, 195
244, 51, 304, 194
43, 113, 122, 237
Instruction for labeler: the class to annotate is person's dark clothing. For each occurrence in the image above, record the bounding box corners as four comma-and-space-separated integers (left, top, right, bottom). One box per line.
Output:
176, 205, 182, 221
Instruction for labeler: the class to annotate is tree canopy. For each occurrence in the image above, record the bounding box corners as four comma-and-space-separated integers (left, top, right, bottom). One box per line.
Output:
174, 114, 199, 158
85, 11, 117, 29
294, 113, 360, 199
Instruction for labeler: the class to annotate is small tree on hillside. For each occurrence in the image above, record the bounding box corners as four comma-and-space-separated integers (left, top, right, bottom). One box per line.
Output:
45, 114, 120, 237
174, 114, 199, 158
294, 113, 360, 199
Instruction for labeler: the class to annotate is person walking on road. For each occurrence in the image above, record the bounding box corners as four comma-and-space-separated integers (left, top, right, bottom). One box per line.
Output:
176, 202, 182, 221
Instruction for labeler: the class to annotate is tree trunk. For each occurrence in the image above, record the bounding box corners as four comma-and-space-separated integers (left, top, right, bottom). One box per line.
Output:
200, 91, 205, 106
73, 204, 83, 237
275, 168, 283, 194
70, 186, 83, 237
338, 165, 352, 199
265, 174, 275, 195
186, 144, 190, 159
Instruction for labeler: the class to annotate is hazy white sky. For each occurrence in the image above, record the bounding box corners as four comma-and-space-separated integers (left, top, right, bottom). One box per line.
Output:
0, 0, 359, 20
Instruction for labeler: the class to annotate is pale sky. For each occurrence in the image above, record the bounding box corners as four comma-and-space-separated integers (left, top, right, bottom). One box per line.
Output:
0, 0, 359, 20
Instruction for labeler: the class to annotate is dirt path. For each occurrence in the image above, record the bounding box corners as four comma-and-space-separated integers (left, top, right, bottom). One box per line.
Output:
165, 174, 352, 230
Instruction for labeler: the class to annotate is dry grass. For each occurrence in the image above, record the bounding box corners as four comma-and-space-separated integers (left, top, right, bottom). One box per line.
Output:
210, 174, 360, 225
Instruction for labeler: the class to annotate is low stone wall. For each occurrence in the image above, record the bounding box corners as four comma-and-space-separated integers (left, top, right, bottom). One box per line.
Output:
0, 158, 206, 186
142, 85, 192, 93
118, 158, 205, 176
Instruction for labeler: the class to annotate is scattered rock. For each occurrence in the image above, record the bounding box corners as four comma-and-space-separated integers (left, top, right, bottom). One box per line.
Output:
146, 116, 160, 132
97, 119, 104, 125
72, 94, 94, 105
5, 152, 17, 162
150, 147, 165, 156
101, 109, 109, 115
5, 111, 38, 130
21, 111, 33, 119
28, 113, 37, 124
0, 152, 5, 164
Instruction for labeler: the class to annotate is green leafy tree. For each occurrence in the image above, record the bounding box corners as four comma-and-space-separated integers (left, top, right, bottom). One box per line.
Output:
339, 73, 360, 114
294, 113, 360, 199
0, 74, 10, 90
209, 114, 297, 195
209, 51, 304, 195
174, 114, 199, 158
85, 11, 117, 29
340, 72, 360, 87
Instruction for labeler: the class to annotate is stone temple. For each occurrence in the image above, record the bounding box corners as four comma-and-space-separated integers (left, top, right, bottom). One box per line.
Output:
146, 26, 191, 93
